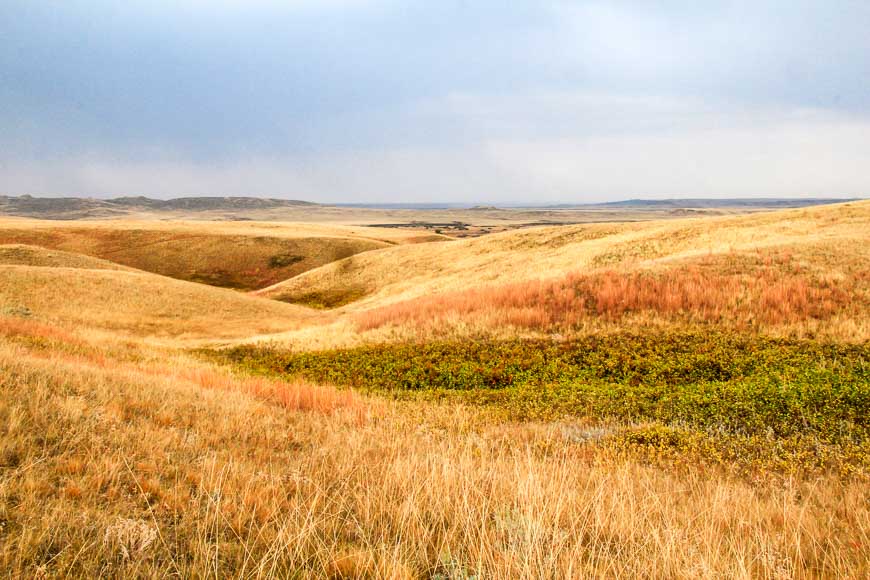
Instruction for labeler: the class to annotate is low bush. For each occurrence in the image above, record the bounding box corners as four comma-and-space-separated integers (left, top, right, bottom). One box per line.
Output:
213, 332, 869, 445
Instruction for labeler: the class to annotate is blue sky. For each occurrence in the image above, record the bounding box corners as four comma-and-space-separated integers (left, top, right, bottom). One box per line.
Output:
2, 0, 869, 202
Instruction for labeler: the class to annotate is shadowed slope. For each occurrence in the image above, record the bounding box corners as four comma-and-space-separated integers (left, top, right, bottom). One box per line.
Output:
0, 219, 443, 291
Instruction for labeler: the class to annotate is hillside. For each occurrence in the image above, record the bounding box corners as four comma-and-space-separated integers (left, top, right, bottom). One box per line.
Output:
258, 201, 869, 311
0, 244, 135, 271
1, 202, 868, 578
0, 263, 316, 341
0, 218, 440, 291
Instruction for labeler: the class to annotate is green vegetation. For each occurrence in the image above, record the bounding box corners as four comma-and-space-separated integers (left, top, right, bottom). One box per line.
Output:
213, 332, 870, 473
267, 253, 305, 268
273, 285, 371, 309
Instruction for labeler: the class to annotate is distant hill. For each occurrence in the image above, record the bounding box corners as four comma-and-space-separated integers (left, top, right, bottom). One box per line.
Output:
0, 195, 318, 219
546, 198, 858, 209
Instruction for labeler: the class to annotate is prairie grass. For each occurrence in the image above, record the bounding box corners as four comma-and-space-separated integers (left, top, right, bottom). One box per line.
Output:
3, 203, 870, 577
259, 201, 870, 312
0, 218, 435, 290
0, 264, 317, 341
216, 331, 870, 475
355, 249, 869, 342
2, 320, 869, 577
0, 244, 134, 271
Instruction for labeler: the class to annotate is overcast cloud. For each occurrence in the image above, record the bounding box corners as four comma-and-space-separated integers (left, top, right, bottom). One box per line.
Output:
2, 0, 869, 202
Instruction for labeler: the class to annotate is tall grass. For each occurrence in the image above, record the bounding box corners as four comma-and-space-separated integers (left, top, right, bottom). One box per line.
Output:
2, 334, 869, 577
356, 252, 860, 335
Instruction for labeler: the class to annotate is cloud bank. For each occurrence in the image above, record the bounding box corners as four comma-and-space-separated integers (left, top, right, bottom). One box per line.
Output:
2, 1, 868, 202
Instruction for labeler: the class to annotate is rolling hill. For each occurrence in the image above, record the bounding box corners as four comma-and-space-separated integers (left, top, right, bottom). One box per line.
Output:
2, 200, 868, 578
0, 218, 442, 291
0, 244, 135, 271
257, 201, 869, 311
0, 262, 317, 341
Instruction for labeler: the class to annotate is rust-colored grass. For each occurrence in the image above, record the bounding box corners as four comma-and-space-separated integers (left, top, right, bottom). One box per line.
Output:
355, 250, 867, 339
259, 201, 870, 313
176, 367, 371, 419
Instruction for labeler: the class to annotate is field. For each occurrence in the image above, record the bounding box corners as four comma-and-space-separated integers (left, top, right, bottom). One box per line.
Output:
0, 218, 438, 291
1, 201, 868, 577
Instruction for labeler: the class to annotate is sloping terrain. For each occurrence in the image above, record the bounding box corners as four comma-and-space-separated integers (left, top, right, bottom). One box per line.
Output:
0, 244, 135, 271
0, 264, 316, 340
257, 201, 869, 310
0, 218, 441, 291
351, 239, 870, 343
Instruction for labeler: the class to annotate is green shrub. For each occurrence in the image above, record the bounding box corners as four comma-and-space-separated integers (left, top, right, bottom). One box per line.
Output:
211, 332, 869, 446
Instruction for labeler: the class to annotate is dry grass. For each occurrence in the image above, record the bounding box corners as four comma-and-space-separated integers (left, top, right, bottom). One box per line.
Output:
355, 247, 870, 342
0, 218, 440, 291
0, 265, 318, 342
1, 319, 868, 577
258, 201, 870, 312
2, 204, 869, 577
0, 244, 135, 271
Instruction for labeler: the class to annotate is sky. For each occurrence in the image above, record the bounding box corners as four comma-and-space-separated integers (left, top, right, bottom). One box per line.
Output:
1, 0, 869, 203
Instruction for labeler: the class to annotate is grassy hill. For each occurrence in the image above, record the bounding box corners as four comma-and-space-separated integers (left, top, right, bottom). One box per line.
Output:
0, 264, 316, 341
0, 218, 440, 291
259, 201, 868, 309
0, 244, 135, 271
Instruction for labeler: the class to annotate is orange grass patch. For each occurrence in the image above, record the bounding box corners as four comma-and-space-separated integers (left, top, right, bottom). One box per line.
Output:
356, 251, 861, 333
177, 367, 371, 419
0, 316, 79, 343
1, 316, 370, 420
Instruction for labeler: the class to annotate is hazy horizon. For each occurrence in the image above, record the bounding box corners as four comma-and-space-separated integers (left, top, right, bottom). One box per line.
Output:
3, 1, 869, 203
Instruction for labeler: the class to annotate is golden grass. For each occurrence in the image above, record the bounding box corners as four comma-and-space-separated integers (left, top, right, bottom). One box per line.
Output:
0, 243, 136, 271
0, 265, 318, 342
0, 218, 442, 291
1, 319, 868, 577
258, 201, 870, 312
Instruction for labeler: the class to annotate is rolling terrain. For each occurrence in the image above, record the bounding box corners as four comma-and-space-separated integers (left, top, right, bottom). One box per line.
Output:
0, 218, 439, 291
1, 200, 868, 577
0, 244, 135, 271
2, 194, 847, 237
254, 201, 870, 346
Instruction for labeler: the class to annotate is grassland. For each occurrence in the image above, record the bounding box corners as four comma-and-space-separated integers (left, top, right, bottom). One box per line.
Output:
1, 201, 869, 577
0, 244, 136, 271
256, 201, 868, 314
0, 218, 438, 291
2, 319, 869, 577
0, 263, 315, 341
218, 331, 870, 475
